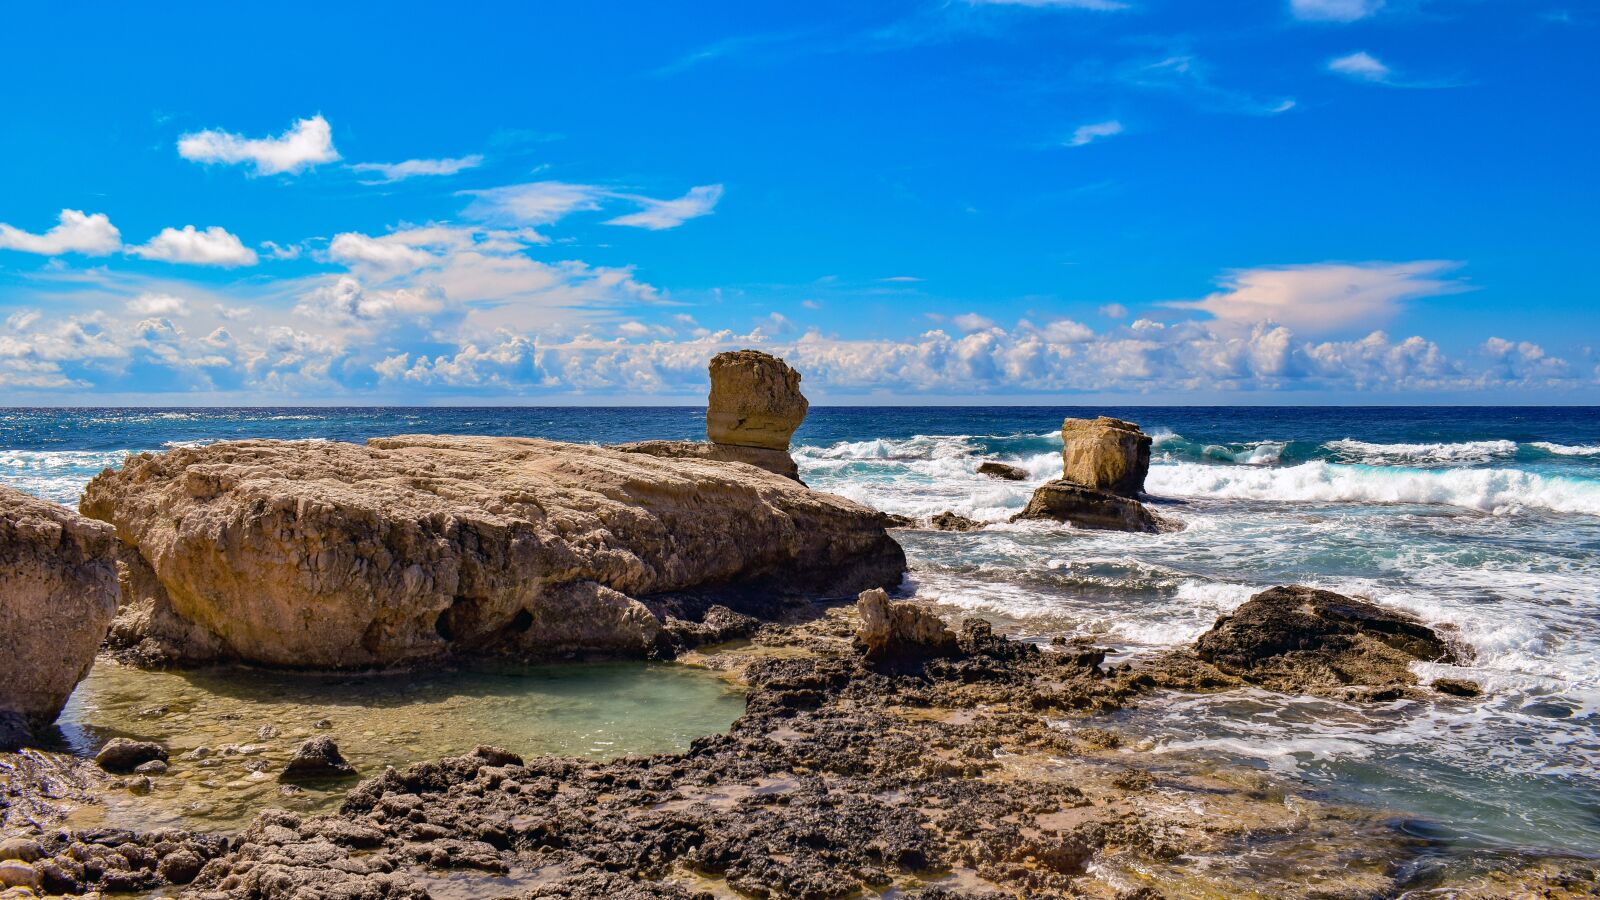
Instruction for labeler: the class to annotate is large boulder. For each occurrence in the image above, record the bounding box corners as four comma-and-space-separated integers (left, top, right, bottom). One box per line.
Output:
1012, 481, 1161, 533
81, 436, 905, 669
0, 486, 119, 730
706, 350, 809, 451
1060, 416, 1151, 497
1192, 585, 1468, 700
614, 440, 799, 481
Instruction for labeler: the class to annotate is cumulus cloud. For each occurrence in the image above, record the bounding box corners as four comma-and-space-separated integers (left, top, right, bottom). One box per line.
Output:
606, 185, 724, 230
1175, 261, 1466, 335
349, 155, 485, 184
127, 293, 189, 316
1328, 51, 1391, 83
129, 225, 259, 267
1290, 0, 1383, 22
0, 209, 122, 256
1067, 120, 1124, 147
178, 115, 340, 175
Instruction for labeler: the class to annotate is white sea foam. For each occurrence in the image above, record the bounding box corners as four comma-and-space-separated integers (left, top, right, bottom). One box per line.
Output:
1325, 438, 1518, 464
1147, 460, 1600, 516
0, 449, 130, 504
1203, 441, 1285, 466
1530, 441, 1600, 457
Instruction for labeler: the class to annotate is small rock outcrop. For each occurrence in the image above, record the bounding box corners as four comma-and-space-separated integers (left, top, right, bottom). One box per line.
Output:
82, 435, 905, 669
615, 439, 800, 480
929, 511, 984, 532
977, 461, 1029, 481
855, 588, 959, 662
1192, 585, 1468, 700
1015, 417, 1164, 532
1014, 482, 1160, 533
706, 349, 809, 450
1061, 416, 1151, 497
95, 738, 168, 773
280, 737, 357, 780
0, 485, 119, 732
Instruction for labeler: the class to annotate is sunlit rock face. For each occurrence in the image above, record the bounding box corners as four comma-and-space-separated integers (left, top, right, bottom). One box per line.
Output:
1059, 416, 1152, 497
705, 349, 809, 451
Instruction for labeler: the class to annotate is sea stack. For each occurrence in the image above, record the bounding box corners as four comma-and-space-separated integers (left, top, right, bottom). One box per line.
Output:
1014, 416, 1162, 533
617, 349, 808, 479
0, 485, 120, 745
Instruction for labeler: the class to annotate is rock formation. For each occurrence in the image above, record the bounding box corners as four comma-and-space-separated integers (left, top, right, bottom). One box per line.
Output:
928, 510, 984, 532
81, 435, 905, 669
1015, 417, 1164, 532
706, 349, 809, 450
854, 588, 959, 662
615, 439, 799, 481
0, 486, 119, 732
977, 461, 1029, 481
281, 737, 357, 780
1192, 585, 1468, 700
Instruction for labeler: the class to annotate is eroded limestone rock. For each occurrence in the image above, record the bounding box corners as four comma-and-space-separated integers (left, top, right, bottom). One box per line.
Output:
0, 486, 119, 730
706, 350, 809, 450
855, 588, 958, 662
1013, 481, 1161, 533
81, 435, 904, 669
614, 440, 800, 480
1060, 416, 1151, 497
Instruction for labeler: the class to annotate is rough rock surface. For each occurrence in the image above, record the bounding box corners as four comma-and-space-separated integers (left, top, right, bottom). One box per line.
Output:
81, 435, 905, 669
977, 461, 1029, 481
0, 485, 119, 729
1193, 585, 1467, 700
1013, 481, 1161, 533
614, 440, 800, 481
855, 588, 959, 662
928, 510, 984, 532
1060, 416, 1152, 497
705, 350, 809, 450
281, 738, 357, 781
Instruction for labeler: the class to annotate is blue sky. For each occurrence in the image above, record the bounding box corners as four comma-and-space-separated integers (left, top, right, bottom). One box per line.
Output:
0, 0, 1594, 404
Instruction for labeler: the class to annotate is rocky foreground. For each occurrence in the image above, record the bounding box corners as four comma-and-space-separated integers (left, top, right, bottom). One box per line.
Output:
0, 588, 1589, 899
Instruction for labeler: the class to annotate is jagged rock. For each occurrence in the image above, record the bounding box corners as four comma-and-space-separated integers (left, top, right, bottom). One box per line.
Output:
81, 435, 904, 669
1193, 585, 1467, 700
614, 440, 800, 481
706, 350, 809, 450
281, 737, 357, 780
0, 485, 119, 728
928, 511, 984, 532
855, 588, 959, 662
1433, 678, 1481, 698
0, 713, 30, 753
1013, 481, 1161, 533
662, 605, 763, 651
977, 461, 1028, 481
94, 738, 168, 773
1060, 416, 1152, 497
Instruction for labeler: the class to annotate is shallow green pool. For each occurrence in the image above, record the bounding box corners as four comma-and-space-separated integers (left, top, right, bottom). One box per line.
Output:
53, 657, 747, 832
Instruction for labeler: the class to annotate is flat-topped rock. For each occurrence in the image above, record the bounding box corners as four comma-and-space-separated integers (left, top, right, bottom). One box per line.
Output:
1060, 416, 1152, 497
614, 439, 800, 481
0, 485, 119, 731
1013, 481, 1161, 533
706, 350, 809, 450
81, 435, 905, 669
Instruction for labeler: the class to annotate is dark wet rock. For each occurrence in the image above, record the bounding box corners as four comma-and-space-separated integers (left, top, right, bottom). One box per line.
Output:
94, 738, 168, 773
855, 588, 959, 663
1013, 481, 1161, 533
880, 512, 916, 528
930, 510, 984, 532
281, 737, 358, 780
0, 712, 32, 753
661, 604, 763, 652
1193, 585, 1465, 700
133, 759, 169, 775
157, 847, 204, 883
1433, 678, 1481, 698
978, 461, 1029, 481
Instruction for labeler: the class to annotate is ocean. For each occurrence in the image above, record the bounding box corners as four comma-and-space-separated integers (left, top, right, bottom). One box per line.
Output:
3, 406, 1598, 856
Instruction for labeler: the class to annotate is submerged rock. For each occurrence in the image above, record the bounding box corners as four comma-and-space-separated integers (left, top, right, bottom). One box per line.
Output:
1060, 416, 1152, 497
1432, 677, 1481, 698
928, 510, 984, 532
94, 738, 168, 773
705, 349, 809, 450
0, 485, 119, 730
81, 434, 904, 669
281, 737, 357, 780
977, 461, 1029, 481
1013, 481, 1161, 533
855, 588, 959, 662
1193, 585, 1467, 700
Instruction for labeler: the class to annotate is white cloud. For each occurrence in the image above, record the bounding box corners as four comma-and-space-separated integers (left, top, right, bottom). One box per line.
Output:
460, 181, 603, 226
0, 209, 122, 256
1176, 261, 1466, 335
129, 225, 259, 267
1067, 120, 1124, 147
1328, 51, 1391, 82
326, 231, 440, 272
953, 313, 996, 332
1291, 0, 1383, 22
349, 155, 485, 183
1099, 303, 1130, 319
606, 185, 725, 230
178, 115, 340, 175
260, 241, 302, 260
127, 293, 189, 316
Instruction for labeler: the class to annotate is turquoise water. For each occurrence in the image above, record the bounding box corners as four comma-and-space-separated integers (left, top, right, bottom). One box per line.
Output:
4, 406, 1598, 855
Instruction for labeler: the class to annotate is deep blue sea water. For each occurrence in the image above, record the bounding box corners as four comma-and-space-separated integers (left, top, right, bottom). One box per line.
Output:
3, 406, 1598, 857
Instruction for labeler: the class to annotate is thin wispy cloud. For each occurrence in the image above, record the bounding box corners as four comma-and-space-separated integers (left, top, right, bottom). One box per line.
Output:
1290, 0, 1384, 22
129, 225, 259, 267
349, 155, 485, 184
606, 185, 724, 230
1174, 261, 1467, 335
178, 115, 340, 175
462, 181, 725, 231
1067, 119, 1124, 147
0, 209, 121, 256
1122, 55, 1295, 115
966, 0, 1131, 10
1328, 51, 1391, 82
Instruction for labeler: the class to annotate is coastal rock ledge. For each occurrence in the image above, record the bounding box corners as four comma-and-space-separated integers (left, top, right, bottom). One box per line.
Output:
80, 435, 906, 669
